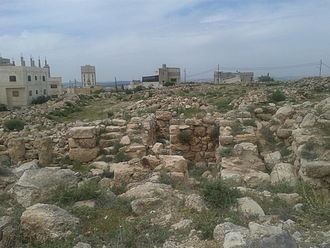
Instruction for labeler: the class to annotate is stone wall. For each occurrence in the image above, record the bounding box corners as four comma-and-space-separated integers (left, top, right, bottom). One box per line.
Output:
169, 117, 218, 162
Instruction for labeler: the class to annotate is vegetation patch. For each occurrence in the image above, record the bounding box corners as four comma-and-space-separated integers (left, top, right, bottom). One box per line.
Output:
243, 119, 257, 127
177, 131, 192, 144
200, 179, 241, 209
4, 119, 25, 131
31, 95, 50, 104
230, 123, 246, 136
219, 147, 234, 157
175, 107, 203, 118
269, 89, 286, 102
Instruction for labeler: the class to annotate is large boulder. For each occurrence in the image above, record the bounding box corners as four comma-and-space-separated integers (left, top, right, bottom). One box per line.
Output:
120, 182, 171, 199
214, 222, 249, 245
270, 163, 298, 186
21, 203, 79, 242
7, 138, 25, 163
300, 160, 330, 178
247, 231, 298, 248
11, 167, 78, 207
237, 197, 265, 217
274, 105, 294, 121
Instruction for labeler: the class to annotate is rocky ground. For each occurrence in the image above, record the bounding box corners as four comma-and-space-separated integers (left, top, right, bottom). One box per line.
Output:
0, 77, 330, 248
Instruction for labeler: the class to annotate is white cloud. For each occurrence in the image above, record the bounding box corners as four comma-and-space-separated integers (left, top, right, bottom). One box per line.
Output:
0, 0, 330, 81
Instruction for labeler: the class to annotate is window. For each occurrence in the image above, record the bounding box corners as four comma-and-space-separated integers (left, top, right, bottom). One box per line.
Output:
12, 91, 19, 97
35, 76, 37, 80
42, 76, 46, 81
43, 89, 46, 95
50, 84, 57, 88
9, 76, 16, 82
29, 90, 32, 96
36, 90, 38, 94
28, 75, 31, 81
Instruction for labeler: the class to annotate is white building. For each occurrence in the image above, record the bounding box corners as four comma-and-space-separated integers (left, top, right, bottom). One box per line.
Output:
214, 71, 254, 84
81, 65, 96, 88
0, 56, 63, 108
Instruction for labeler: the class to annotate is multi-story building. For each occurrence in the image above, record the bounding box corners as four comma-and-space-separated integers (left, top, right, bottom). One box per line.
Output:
214, 71, 254, 84
133, 64, 181, 89
81, 65, 96, 88
0, 56, 63, 108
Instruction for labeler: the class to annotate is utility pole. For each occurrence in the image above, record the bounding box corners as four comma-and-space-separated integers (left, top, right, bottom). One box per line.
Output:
115, 77, 118, 92
217, 64, 220, 83
184, 68, 186, 83
319, 59, 323, 77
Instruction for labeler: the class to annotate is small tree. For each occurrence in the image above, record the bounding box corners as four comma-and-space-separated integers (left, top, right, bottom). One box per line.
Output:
269, 90, 286, 102
258, 74, 274, 82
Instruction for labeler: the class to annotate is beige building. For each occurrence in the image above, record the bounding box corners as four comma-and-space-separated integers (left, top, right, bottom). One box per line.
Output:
214, 71, 254, 84
0, 56, 63, 108
81, 65, 96, 88
133, 64, 180, 89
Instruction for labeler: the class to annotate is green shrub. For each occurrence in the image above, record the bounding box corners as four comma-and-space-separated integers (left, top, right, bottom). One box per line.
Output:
31, 95, 50, 104
107, 111, 114, 118
163, 81, 175, 87
51, 181, 102, 206
114, 151, 131, 163
0, 165, 11, 176
158, 168, 175, 186
213, 98, 233, 112
134, 85, 146, 92
200, 180, 241, 209
190, 209, 225, 239
269, 90, 286, 102
279, 145, 291, 157
260, 126, 276, 144
4, 119, 25, 131
177, 131, 192, 144
219, 147, 234, 157
230, 124, 245, 135
0, 104, 8, 112
258, 75, 274, 82
298, 183, 330, 224
243, 119, 257, 127
176, 107, 203, 118
301, 140, 318, 160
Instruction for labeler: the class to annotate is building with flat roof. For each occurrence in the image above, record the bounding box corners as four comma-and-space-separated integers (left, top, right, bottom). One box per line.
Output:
130, 64, 181, 89
0, 56, 63, 108
81, 65, 96, 88
214, 71, 254, 84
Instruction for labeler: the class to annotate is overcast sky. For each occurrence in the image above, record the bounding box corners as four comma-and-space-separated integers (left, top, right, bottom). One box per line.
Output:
1, 0, 330, 81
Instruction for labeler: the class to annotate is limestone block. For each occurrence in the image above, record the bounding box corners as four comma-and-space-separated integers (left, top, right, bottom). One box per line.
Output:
69, 148, 99, 163
69, 126, 97, 139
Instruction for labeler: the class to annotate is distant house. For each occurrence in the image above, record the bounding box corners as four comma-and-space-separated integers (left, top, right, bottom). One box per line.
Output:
214, 71, 254, 84
129, 64, 181, 89
0, 56, 63, 108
